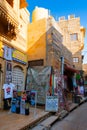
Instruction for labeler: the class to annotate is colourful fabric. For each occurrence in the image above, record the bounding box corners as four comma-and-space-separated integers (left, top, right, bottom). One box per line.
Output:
49, 74, 52, 87
3, 83, 15, 99
76, 74, 81, 80
72, 77, 77, 88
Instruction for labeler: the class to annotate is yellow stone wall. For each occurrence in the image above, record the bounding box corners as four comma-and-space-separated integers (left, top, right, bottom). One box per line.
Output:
11, 8, 30, 52
27, 18, 47, 62
32, 6, 48, 22
13, 0, 19, 15
27, 15, 73, 69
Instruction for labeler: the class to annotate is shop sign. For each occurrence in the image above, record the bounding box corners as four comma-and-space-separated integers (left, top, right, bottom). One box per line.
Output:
45, 95, 58, 112
4, 46, 12, 61
30, 90, 37, 106
0, 41, 3, 57
0, 41, 3, 49
28, 59, 43, 66
0, 50, 3, 57
12, 49, 27, 64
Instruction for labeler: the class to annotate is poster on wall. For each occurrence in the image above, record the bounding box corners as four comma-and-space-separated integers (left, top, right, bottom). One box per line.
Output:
30, 90, 37, 106
45, 95, 58, 112
4, 46, 12, 61
5, 61, 12, 83
20, 99, 25, 115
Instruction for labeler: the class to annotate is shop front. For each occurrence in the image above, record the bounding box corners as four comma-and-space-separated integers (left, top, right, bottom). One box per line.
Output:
12, 65, 24, 91
0, 41, 4, 109
12, 49, 27, 91
0, 59, 4, 109
25, 63, 83, 112
26, 66, 63, 112
64, 64, 84, 104
2, 45, 27, 110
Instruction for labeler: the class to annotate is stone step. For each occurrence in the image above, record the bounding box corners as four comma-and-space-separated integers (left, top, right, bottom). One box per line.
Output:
40, 115, 58, 127
31, 125, 45, 130
32, 116, 58, 130
59, 110, 68, 120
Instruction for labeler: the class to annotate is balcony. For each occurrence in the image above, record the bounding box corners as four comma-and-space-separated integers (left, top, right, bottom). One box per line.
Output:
0, 0, 18, 26
0, 0, 19, 39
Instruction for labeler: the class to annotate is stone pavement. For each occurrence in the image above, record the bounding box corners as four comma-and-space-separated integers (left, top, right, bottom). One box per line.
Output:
0, 97, 86, 130
0, 106, 50, 130
31, 97, 87, 130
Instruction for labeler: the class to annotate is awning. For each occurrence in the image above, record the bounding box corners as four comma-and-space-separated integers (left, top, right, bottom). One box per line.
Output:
65, 64, 78, 73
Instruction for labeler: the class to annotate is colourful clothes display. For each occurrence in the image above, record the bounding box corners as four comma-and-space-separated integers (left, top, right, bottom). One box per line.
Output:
72, 77, 77, 88
76, 74, 81, 80
3, 83, 15, 99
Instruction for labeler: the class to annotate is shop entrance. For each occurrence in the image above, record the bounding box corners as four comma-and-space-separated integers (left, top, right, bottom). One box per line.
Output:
12, 66, 24, 91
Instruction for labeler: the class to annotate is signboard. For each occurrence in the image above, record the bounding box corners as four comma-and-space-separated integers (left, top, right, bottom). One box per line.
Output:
0, 41, 2, 49
30, 90, 37, 106
28, 59, 44, 66
5, 61, 12, 83
12, 49, 27, 64
20, 99, 25, 115
45, 96, 58, 112
0, 50, 3, 57
4, 46, 12, 61
0, 41, 3, 57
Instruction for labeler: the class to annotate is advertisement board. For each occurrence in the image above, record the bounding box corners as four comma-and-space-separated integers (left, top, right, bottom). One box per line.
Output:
5, 61, 12, 83
12, 49, 27, 64
45, 96, 58, 112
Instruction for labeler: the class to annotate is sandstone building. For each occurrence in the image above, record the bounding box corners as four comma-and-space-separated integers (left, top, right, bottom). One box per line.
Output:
0, 0, 29, 109
27, 7, 73, 71
26, 7, 75, 104
57, 15, 85, 72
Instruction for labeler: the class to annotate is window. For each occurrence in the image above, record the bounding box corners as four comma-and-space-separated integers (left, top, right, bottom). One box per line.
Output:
73, 57, 79, 63
70, 33, 78, 41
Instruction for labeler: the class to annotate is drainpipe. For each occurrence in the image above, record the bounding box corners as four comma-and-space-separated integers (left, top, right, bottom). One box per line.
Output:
61, 56, 64, 88
61, 56, 64, 75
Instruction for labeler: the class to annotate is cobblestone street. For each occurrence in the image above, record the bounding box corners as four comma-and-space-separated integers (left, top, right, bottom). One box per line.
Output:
51, 102, 87, 130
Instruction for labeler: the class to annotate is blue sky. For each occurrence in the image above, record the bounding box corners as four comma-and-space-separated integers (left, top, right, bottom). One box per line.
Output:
27, 0, 87, 63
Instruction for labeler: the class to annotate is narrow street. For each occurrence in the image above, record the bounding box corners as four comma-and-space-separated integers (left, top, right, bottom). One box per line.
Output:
0, 1, 87, 130
51, 102, 87, 130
